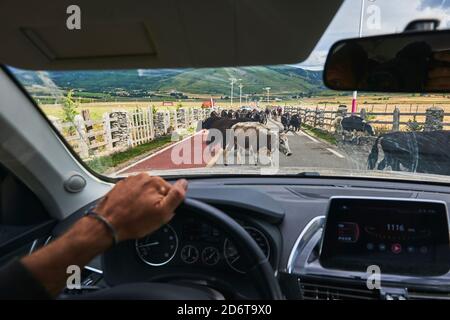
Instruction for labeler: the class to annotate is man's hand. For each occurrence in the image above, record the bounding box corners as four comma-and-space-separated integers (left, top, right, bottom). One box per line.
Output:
95, 174, 188, 242
21, 174, 187, 297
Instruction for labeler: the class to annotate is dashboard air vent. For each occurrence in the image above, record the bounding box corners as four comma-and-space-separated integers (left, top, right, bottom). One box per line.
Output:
299, 276, 379, 300
408, 290, 450, 300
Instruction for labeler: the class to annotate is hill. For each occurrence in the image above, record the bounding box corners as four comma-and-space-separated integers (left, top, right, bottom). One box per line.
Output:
12, 65, 324, 96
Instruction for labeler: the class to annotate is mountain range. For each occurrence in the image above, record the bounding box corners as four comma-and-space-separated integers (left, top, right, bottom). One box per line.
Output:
12, 65, 324, 96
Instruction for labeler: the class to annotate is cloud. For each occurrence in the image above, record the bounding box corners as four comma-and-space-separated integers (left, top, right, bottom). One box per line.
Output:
419, 0, 449, 9
297, 0, 450, 69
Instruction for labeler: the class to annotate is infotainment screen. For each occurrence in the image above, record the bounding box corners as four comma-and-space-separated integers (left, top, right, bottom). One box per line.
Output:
320, 197, 450, 276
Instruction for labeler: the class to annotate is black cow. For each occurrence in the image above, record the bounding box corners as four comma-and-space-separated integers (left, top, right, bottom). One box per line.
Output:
260, 112, 268, 124
281, 113, 291, 131
203, 117, 254, 148
201, 111, 220, 129
272, 110, 278, 120
250, 111, 261, 123
289, 114, 301, 131
367, 131, 450, 175
341, 115, 375, 135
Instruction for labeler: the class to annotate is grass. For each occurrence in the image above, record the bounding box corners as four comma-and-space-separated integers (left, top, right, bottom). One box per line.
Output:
86, 135, 173, 174
301, 124, 337, 145
40, 101, 207, 121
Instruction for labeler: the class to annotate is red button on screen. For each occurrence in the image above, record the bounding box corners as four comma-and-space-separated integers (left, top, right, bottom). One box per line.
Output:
391, 243, 402, 254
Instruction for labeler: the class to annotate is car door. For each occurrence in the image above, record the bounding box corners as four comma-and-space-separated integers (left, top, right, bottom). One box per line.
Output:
0, 164, 56, 266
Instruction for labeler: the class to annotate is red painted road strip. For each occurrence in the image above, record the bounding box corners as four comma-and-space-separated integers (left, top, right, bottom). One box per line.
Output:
121, 130, 219, 173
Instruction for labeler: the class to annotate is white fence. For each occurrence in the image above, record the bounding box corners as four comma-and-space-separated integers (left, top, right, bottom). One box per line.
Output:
52, 106, 213, 159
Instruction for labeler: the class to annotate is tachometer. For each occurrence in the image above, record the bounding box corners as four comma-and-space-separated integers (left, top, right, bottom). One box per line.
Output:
202, 246, 220, 266
181, 245, 199, 264
224, 226, 270, 273
136, 224, 178, 266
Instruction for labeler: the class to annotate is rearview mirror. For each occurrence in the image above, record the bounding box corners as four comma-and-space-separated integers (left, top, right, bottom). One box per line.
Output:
323, 30, 450, 93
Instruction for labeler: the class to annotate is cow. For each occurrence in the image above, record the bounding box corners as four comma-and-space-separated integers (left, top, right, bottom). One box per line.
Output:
272, 110, 278, 121
225, 122, 293, 165
277, 107, 283, 117
332, 115, 375, 144
203, 117, 254, 148
289, 114, 302, 131
341, 115, 375, 136
253, 111, 267, 124
331, 116, 344, 134
367, 131, 450, 175
201, 111, 220, 129
204, 118, 293, 165
281, 113, 291, 131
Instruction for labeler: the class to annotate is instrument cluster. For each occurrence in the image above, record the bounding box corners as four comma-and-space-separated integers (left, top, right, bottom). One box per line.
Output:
135, 216, 271, 273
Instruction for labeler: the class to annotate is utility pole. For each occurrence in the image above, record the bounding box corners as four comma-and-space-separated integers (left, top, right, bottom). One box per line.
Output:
239, 83, 243, 107
229, 78, 237, 108
264, 87, 271, 105
352, 0, 365, 114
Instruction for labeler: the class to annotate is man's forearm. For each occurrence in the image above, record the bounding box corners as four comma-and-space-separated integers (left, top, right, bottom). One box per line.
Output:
21, 216, 113, 297
18, 175, 187, 299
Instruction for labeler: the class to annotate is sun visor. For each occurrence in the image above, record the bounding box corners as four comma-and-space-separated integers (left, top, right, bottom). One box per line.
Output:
0, 0, 343, 70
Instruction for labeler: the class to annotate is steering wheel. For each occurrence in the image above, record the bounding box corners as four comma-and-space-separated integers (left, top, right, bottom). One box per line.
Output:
177, 198, 283, 300
95, 198, 283, 300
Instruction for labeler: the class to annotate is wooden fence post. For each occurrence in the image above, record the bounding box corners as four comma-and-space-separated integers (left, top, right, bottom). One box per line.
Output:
392, 107, 400, 131
148, 106, 155, 139
360, 108, 367, 120
74, 115, 89, 159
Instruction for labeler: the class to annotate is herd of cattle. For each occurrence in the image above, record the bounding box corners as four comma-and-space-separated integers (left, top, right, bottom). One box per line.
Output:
201, 109, 293, 165
331, 115, 450, 175
200, 108, 450, 175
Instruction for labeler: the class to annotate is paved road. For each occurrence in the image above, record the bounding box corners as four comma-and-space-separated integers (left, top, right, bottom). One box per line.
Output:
266, 119, 357, 169
118, 119, 371, 174
118, 130, 220, 175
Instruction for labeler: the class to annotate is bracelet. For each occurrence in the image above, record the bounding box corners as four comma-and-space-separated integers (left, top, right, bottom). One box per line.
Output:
84, 211, 119, 245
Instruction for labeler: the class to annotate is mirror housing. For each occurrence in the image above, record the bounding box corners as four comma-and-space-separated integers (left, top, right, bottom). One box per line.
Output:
323, 30, 450, 93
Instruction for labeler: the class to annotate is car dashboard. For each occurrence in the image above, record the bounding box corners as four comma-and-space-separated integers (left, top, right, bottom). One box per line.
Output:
55, 176, 450, 300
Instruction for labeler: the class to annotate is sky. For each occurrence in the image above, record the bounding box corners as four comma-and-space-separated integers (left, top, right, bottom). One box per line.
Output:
298, 0, 450, 70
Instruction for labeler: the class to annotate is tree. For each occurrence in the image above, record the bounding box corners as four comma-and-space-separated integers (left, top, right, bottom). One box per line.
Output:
62, 90, 79, 123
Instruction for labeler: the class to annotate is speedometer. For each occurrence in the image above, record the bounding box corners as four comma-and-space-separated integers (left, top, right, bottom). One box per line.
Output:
136, 224, 178, 266
224, 226, 270, 273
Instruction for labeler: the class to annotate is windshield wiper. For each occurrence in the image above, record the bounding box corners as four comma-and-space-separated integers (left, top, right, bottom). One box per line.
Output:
295, 171, 321, 177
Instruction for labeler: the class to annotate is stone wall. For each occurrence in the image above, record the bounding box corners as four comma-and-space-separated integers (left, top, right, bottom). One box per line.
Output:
424, 106, 444, 131
109, 111, 130, 149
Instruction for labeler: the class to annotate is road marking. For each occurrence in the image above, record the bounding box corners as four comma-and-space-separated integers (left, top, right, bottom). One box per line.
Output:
326, 147, 345, 158
298, 130, 319, 143
115, 130, 206, 175
270, 118, 346, 159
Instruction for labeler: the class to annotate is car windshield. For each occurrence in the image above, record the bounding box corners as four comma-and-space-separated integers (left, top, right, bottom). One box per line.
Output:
9, 0, 450, 182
